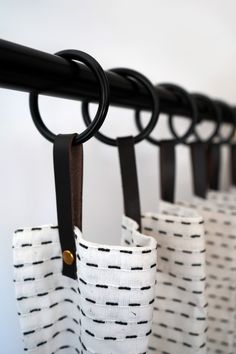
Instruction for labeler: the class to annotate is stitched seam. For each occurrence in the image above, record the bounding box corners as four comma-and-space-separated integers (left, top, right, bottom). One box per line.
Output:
156, 269, 206, 282
14, 273, 156, 290
152, 321, 208, 336
16, 285, 155, 308
23, 327, 152, 351
153, 307, 206, 321
151, 332, 206, 350
155, 295, 208, 310
13, 256, 157, 272
157, 280, 204, 294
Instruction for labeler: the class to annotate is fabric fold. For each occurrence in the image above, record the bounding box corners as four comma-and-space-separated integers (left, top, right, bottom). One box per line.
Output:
123, 202, 207, 354
13, 220, 157, 354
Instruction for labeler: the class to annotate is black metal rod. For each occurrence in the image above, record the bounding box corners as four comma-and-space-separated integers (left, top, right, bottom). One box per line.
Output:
0, 39, 234, 123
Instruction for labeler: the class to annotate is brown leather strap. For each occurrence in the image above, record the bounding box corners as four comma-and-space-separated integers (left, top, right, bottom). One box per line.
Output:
53, 133, 83, 279
231, 144, 236, 186
190, 142, 207, 198
207, 143, 221, 190
117, 136, 141, 229
159, 140, 176, 203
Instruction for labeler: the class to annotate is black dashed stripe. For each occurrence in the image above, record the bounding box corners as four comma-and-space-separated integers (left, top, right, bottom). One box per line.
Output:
108, 265, 121, 269
173, 233, 182, 237
14, 229, 23, 233
144, 227, 153, 231
118, 286, 131, 290
142, 250, 151, 254
131, 267, 143, 270
41, 241, 52, 245
79, 242, 88, 249
86, 262, 98, 268
96, 284, 108, 289
120, 250, 133, 254
98, 247, 110, 252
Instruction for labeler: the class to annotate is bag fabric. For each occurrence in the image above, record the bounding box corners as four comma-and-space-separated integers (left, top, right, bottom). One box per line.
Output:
229, 187, 236, 193
13, 217, 157, 354
13, 203, 207, 354
12, 132, 234, 354
13, 133, 159, 354
123, 201, 207, 354
207, 190, 236, 206
177, 196, 236, 354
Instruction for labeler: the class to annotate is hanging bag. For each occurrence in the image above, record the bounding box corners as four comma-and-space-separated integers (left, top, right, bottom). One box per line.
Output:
13, 49, 157, 354
82, 77, 208, 354
13, 133, 157, 354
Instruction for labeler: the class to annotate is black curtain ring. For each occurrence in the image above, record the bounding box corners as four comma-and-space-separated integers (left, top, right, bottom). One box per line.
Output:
29, 49, 110, 144
147, 83, 198, 145
191, 93, 221, 143
135, 83, 197, 145
82, 68, 160, 146
215, 100, 236, 144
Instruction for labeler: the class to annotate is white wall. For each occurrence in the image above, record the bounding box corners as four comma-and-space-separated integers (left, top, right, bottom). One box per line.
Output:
1, 1, 236, 352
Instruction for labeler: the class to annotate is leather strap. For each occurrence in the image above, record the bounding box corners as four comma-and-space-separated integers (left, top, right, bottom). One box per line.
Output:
207, 143, 221, 190
190, 142, 207, 198
159, 140, 176, 203
231, 144, 236, 186
53, 133, 83, 279
117, 136, 141, 229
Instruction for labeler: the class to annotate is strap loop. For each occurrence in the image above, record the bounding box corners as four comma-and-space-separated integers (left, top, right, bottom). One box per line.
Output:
117, 136, 141, 229
207, 143, 221, 190
190, 142, 207, 198
231, 144, 236, 186
53, 133, 83, 279
159, 140, 176, 203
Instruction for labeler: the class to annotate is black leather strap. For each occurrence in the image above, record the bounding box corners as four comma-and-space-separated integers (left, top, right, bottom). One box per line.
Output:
159, 140, 176, 203
117, 136, 141, 229
231, 144, 236, 186
53, 133, 83, 279
207, 143, 221, 190
190, 142, 207, 198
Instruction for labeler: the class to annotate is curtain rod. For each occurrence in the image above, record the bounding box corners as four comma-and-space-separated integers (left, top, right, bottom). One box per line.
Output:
0, 39, 234, 123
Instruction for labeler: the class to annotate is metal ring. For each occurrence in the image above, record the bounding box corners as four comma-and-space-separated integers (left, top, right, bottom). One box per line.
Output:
214, 100, 236, 144
29, 49, 110, 144
165, 83, 198, 144
82, 68, 160, 146
135, 83, 197, 145
191, 93, 221, 143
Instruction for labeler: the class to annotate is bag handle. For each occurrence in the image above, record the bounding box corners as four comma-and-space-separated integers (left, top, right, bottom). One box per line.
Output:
159, 140, 176, 203
190, 142, 207, 198
231, 144, 236, 186
53, 133, 83, 279
207, 143, 221, 190
117, 136, 141, 229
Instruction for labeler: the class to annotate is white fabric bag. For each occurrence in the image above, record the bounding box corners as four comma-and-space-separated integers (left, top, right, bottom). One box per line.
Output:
123, 201, 207, 354
177, 196, 236, 354
13, 134, 157, 354
12, 134, 211, 354
207, 190, 236, 206
229, 187, 236, 194
13, 218, 157, 354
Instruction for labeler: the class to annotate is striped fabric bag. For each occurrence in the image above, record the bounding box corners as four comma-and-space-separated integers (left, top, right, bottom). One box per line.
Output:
12, 134, 210, 354
123, 201, 207, 354
177, 196, 236, 354
13, 218, 157, 354
13, 134, 157, 354
207, 190, 236, 207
